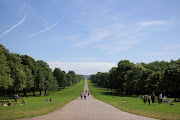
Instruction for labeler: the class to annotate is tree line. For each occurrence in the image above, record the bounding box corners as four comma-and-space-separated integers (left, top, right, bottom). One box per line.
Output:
90, 59, 180, 101
0, 44, 82, 97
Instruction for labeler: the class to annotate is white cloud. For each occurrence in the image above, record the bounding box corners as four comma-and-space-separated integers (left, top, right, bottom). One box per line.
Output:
25, 23, 58, 39
96, 39, 140, 54
73, 57, 96, 61
136, 20, 167, 27
76, 31, 111, 46
151, 52, 176, 56
75, 23, 140, 54
75, 19, 169, 55
81, 12, 87, 15
47, 61, 116, 75
0, 16, 26, 38
151, 43, 180, 56
164, 44, 180, 50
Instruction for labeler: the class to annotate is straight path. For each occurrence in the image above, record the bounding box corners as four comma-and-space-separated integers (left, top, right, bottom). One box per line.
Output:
21, 80, 157, 120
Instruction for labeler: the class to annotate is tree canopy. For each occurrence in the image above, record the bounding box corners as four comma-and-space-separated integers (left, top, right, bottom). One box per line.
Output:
90, 59, 180, 100
0, 44, 82, 97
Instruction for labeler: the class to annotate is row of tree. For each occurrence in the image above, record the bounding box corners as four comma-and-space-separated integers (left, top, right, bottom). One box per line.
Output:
0, 44, 82, 97
90, 59, 180, 101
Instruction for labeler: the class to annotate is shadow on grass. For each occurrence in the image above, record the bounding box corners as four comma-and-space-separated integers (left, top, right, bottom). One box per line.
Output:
90, 81, 136, 97
100, 91, 139, 98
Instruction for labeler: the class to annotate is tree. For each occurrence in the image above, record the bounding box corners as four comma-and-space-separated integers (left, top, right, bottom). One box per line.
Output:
109, 67, 118, 90
53, 68, 67, 89
23, 66, 34, 96
7, 53, 27, 95
36, 60, 47, 95
163, 64, 180, 101
116, 60, 134, 94
140, 61, 169, 71
0, 45, 12, 97
20, 55, 36, 96
147, 71, 163, 94
124, 65, 151, 95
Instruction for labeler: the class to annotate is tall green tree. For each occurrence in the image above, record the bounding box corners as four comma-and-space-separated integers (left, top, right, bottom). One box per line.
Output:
124, 65, 150, 95
163, 64, 180, 101
109, 67, 118, 90
36, 60, 47, 95
7, 53, 27, 95
23, 66, 34, 96
20, 55, 36, 96
53, 68, 67, 89
116, 60, 134, 94
147, 71, 163, 94
0, 45, 12, 96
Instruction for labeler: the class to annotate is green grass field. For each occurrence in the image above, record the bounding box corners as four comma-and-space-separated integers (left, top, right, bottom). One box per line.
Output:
88, 80, 180, 120
0, 80, 85, 120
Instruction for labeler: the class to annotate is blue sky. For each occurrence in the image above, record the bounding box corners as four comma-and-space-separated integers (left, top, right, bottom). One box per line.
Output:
0, 0, 180, 75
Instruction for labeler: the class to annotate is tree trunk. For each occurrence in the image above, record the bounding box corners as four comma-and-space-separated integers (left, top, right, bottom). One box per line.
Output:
118, 89, 120, 95
45, 89, 47, 95
12, 92, 15, 99
175, 92, 177, 102
40, 89, 42, 95
23, 89, 27, 96
33, 87, 35, 96
121, 89, 123, 94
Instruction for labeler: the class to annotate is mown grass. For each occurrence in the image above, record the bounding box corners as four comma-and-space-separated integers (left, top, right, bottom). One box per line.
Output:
88, 80, 180, 120
0, 80, 85, 120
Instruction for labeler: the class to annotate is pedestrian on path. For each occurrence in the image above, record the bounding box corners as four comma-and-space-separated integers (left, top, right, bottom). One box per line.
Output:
80, 92, 83, 100
84, 93, 86, 100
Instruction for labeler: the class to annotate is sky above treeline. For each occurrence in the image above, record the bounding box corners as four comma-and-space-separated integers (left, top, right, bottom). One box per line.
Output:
0, 0, 180, 75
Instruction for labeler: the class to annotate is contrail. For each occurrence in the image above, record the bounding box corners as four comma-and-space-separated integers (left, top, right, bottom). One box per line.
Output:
26, 23, 57, 39
0, 16, 26, 38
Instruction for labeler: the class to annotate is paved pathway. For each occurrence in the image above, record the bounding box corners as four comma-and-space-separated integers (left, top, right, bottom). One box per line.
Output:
21, 80, 157, 120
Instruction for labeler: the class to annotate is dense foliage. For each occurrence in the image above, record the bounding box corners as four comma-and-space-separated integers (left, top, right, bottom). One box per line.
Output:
0, 44, 82, 97
90, 60, 180, 101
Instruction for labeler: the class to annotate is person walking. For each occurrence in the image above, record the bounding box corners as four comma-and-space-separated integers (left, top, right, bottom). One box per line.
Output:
168, 94, 171, 104
159, 93, 162, 104
14, 93, 19, 104
84, 93, 86, 100
80, 92, 83, 100
148, 94, 151, 105
143, 95, 147, 104
163, 95, 167, 103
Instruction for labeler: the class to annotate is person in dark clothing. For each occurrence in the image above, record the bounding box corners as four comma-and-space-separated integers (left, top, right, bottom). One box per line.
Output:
84, 94, 86, 100
151, 93, 155, 105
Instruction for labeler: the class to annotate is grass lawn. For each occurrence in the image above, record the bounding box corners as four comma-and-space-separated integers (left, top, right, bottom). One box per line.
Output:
0, 80, 85, 120
88, 80, 180, 120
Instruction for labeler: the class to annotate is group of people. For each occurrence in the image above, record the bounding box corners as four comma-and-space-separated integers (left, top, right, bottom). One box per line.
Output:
143, 93, 172, 105
2, 100, 12, 106
80, 90, 90, 100
2, 93, 26, 106
143, 94, 154, 105
46, 98, 53, 102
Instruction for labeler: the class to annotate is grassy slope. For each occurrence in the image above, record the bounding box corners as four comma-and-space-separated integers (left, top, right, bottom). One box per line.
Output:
0, 80, 85, 120
88, 80, 180, 120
